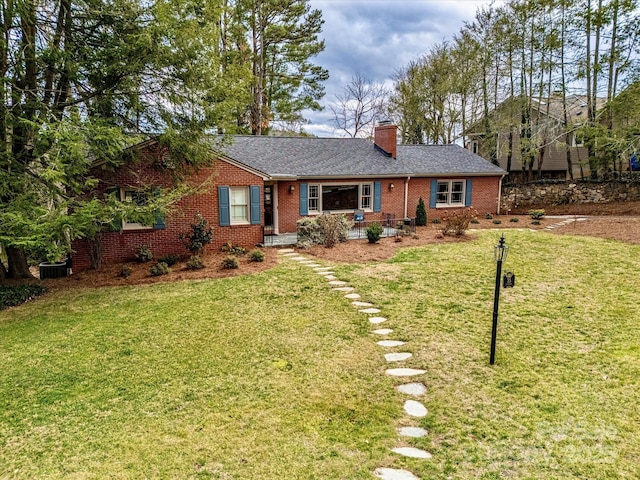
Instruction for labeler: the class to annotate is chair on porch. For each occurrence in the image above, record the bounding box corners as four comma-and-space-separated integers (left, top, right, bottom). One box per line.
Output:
354, 209, 365, 222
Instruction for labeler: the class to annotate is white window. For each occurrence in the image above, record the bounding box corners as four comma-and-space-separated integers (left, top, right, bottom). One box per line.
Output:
308, 183, 373, 213
436, 180, 465, 207
121, 188, 152, 230
470, 140, 479, 154
361, 183, 372, 210
308, 185, 319, 212
230, 187, 249, 224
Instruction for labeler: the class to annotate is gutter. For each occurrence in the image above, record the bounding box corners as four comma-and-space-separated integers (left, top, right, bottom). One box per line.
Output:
497, 174, 506, 215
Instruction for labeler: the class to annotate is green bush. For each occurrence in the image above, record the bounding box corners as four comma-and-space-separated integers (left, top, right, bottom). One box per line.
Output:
415, 197, 427, 226
510, 217, 519, 223
185, 255, 205, 270
296, 214, 353, 248
528, 209, 546, 220
157, 254, 180, 266
432, 218, 441, 224
485, 213, 493, 220
135, 244, 153, 263
221, 256, 238, 269
0, 284, 48, 310
493, 219, 502, 224
119, 266, 133, 278
149, 262, 171, 276
249, 249, 265, 262
221, 242, 246, 255
532, 220, 541, 225
181, 213, 213, 255
366, 222, 384, 243
470, 218, 480, 224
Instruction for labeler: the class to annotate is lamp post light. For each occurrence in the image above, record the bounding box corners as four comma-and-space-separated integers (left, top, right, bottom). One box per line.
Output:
490, 234, 509, 365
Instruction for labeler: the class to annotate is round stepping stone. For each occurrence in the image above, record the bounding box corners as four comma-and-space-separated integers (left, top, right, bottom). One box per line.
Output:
352, 301, 373, 307
328, 280, 347, 286
385, 352, 412, 362
324, 275, 338, 281
391, 447, 432, 459
377, 340, 405, 347
404, 400, 427, 418
373, 468, 420, 480
344, 293, 361, 299
369, 317, 387, 324
332, 286, 354, 292
396, 383, 427, 396
359, 308, 381, 314
385, 368, 426, 377
398, 426, 428, 438
373, 328, 393, 335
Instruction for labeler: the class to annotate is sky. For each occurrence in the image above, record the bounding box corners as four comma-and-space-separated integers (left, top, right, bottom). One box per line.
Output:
301, 0, 499, 137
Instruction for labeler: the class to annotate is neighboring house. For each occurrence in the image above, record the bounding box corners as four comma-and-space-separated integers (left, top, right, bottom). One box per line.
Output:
465, 95, 606, 180
72, 124, 505, 272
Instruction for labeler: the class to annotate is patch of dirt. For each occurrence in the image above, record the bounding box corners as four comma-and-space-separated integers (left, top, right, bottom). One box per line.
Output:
42, 200, 639, 290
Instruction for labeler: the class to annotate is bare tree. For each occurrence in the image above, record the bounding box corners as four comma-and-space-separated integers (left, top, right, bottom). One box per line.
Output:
330, 74, 389, 138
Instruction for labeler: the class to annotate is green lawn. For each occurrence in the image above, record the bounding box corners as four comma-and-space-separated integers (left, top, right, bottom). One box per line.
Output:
1, 230, 639, 479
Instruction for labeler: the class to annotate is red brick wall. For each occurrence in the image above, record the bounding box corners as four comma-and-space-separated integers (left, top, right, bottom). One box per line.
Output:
72, 147, 264, 272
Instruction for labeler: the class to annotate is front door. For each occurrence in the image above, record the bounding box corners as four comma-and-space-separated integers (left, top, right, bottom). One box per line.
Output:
264, 185, 274, 234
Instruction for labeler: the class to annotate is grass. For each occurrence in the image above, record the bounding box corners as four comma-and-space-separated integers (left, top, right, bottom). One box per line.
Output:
1, 230, 639, 479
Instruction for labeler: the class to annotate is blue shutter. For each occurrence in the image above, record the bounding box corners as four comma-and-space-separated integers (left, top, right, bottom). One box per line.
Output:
152, 187, 166, 229
465, 179, 473, 207
250, 185, 261, 225
429, 179, 438, 208
299, 183, 308, 216
218, 186, 230, 226
373, 181, 382, 212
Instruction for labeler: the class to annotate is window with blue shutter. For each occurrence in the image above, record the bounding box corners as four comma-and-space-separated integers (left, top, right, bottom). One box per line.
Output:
218, 186, 230, 226
299, 183, 308, 215
373, 181, 382, 212
250, 185, 261, 225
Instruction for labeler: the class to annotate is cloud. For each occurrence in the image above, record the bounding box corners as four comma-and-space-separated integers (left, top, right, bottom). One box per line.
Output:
302, 0, 499, 136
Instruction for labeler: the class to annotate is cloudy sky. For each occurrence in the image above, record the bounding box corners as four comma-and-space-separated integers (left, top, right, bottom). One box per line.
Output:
301, 0, 499, 137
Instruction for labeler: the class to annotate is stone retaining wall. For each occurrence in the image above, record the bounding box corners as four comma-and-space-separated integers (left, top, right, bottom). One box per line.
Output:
501, 181, 640, 209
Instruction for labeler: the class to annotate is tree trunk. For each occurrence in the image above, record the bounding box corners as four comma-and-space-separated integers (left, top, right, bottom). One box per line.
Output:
6, 246, 35, 279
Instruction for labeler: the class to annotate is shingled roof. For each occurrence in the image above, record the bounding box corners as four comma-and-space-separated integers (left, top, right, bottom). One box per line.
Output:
217, 136, 505, 179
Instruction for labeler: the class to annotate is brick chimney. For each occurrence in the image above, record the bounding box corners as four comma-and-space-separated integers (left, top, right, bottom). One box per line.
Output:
374, 121, 397, 158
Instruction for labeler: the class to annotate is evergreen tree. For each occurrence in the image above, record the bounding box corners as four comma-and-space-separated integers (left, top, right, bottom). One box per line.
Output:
416, 197, 428, 226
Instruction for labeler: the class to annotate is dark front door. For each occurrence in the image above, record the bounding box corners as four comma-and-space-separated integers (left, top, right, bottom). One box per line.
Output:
264, 185, 274, 234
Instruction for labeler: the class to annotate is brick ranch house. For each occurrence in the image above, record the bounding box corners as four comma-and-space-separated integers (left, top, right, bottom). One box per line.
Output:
72, 124, 506, 272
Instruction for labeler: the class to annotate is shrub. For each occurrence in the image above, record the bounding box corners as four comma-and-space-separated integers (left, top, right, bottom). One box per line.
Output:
181, 213, 213, 255
366, 222, 384, 243
249, 249, 265, 262
528, 209, 546, 220
185, 255, 205, 270
296, 214, 353, 248
431, 218, 441, 224
493, 219, 502, 224
532, 220, 541, 225
485, 213, 493, 220
221, 256, 238, 269
510, 217, 519, 223
439, 207, 478, 236
119, 266, 133, 278
415, 197, 427, 226
221, 242, 246, 255
157, 254, 179, 266
135, 244, 153, 263
470, 218, 480, 224
149, 262, 171, 276
0, 284, 47, 310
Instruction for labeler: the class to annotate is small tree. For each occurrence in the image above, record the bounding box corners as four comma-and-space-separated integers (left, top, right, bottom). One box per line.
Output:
416, 197, 427, 226
366, 222, 384, 243
181, 213, 213, 255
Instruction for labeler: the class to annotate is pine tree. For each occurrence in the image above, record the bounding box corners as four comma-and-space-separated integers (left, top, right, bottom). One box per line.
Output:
416, 197, 428, 226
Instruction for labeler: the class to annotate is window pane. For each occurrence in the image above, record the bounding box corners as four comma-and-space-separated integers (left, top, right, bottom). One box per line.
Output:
309, 185, 319, 198
361, 196, 371, 209
309, 198, 318, 211
322, 185, 358, 211
452, 182, 464, 193
232, 188, 246, 204
232, 205, 247, 220
362, 184, 371, 196
437, 182, 449, 193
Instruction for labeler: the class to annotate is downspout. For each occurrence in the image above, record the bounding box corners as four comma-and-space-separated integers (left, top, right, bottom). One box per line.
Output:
404, 176, 410, 218
497, 175, 506, 215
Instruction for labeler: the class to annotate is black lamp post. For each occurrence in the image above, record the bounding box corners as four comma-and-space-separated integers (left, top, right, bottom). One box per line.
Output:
490, 234, 509, 365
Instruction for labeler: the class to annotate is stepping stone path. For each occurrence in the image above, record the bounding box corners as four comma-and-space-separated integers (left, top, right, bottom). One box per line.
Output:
277, 249, 432, 479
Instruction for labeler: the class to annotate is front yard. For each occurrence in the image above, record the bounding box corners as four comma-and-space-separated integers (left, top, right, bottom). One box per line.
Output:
1, 230, 639, 479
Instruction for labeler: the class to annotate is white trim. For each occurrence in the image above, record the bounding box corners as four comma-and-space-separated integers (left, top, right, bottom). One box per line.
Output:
229, 186, 250, 225
435, 180, 466, 208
